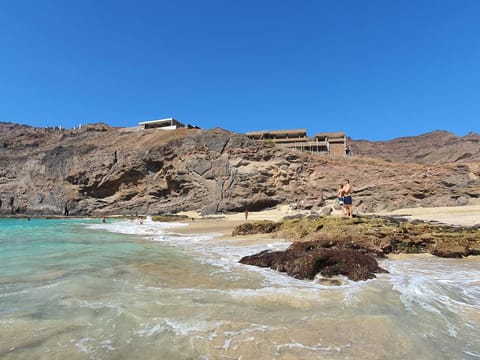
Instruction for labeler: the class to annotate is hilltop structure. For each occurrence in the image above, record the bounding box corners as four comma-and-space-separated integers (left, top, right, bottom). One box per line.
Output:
138, 118, 200, 130
246, 129, 348, 157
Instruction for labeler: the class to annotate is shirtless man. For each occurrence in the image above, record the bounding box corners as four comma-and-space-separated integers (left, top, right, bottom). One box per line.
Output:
342, 179, 353, 218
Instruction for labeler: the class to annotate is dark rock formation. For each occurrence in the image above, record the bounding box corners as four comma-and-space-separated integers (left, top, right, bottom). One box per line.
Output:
238, 215, 480, 281
232, 221, 281, 236
239, 241, 388, 281
235, 216, 480, 259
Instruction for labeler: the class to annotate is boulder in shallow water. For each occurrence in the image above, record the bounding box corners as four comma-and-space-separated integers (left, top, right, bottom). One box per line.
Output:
239, 240, 388, 281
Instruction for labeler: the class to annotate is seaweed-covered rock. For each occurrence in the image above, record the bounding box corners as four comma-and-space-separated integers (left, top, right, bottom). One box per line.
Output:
232, 221, 281, 236
235, 215, 480, 260
239, 240, 388, 281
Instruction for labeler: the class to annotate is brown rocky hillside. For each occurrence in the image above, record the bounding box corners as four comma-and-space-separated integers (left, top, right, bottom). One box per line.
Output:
0, 123, 479, 216
350, 130, 480, 164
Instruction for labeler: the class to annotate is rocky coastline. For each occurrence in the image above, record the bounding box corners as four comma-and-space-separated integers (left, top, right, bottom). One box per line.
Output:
1, 122, 479, 218
1, 122, 480, 283
237, 215, 480, 281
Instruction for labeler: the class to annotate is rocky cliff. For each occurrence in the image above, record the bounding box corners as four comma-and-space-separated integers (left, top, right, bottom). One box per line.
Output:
351, 130, 480, 164
1, 122, 479, 216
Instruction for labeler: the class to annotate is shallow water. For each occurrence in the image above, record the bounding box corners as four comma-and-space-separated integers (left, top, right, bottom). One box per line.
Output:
1, 218, 479, 359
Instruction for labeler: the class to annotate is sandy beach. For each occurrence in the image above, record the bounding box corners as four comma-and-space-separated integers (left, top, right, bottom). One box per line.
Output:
377, 203, 480, 227
173, 204, 480, 240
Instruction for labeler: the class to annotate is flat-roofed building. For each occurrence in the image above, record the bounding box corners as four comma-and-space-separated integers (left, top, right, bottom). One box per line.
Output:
247, 129, 347, 156
246, 129, 307, 140
139, 118, 185, 130
314, 132, 346, 157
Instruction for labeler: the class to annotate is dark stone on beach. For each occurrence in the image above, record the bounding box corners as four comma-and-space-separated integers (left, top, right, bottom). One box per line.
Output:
232, 221, 281, 236
239, 240, 388, 282
318, 278, 343, 286
431, 248, 466, 258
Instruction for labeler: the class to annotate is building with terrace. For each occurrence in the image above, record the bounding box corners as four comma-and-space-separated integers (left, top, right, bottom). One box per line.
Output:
246, 129, 348, 156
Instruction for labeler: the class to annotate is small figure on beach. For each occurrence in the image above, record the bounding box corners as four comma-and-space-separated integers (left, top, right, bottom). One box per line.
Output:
245, 209, 249, 220
342, 179, 353, 218
64, 204, 69, 216
336, 184, 344, 203
336, 184, 347, 216
9, 196, 14, 214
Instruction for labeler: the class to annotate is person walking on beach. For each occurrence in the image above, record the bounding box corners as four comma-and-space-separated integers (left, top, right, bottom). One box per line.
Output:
342, 179, 353, 218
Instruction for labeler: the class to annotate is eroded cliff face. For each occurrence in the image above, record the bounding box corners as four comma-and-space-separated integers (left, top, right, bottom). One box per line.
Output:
0, 122, 479, 216
351, 130, 480, 164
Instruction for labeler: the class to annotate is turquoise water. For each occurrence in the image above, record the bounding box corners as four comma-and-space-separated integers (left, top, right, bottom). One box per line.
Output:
1, 218, 480, 359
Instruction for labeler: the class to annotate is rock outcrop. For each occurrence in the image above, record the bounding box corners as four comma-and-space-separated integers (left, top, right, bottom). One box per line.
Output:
237, 216, 480, 281
240, 242, 388, 281
236, 216, 480, 258
351, 130, 480, 164
1, 122, 479, 216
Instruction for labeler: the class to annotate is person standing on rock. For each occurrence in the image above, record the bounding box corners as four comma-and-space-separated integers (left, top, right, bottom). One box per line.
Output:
336, 184, 346, 215
343, 179, 353, 218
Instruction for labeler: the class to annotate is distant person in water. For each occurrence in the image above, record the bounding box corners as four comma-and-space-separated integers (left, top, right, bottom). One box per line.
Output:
102, 216, 106, 223
342, 179, 353, 218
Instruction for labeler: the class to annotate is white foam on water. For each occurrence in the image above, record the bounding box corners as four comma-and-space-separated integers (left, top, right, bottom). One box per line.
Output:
74, 337, 95, 354
80, 218, 480, 358
380, 256, 480, 345
382, 257, 480, 312
275, 341, 333, 353
134, 318, 218, 338
463, 350, 480, 358
86, 217, 188, 236
88, 219, 480, 314
89, 220, 367, 294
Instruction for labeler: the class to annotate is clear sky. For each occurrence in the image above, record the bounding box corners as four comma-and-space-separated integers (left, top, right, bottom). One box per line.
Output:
1, 0, 479, 140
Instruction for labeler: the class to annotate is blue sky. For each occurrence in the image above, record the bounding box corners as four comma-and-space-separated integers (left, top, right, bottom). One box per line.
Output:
1, 0, 479, 140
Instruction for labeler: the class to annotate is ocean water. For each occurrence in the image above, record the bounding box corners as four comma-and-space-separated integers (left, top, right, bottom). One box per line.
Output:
1, 218, 479, 360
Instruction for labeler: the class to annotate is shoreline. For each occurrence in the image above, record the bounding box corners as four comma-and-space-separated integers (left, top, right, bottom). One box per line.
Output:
3, 204, 479, 243
171, 204, 480, 240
